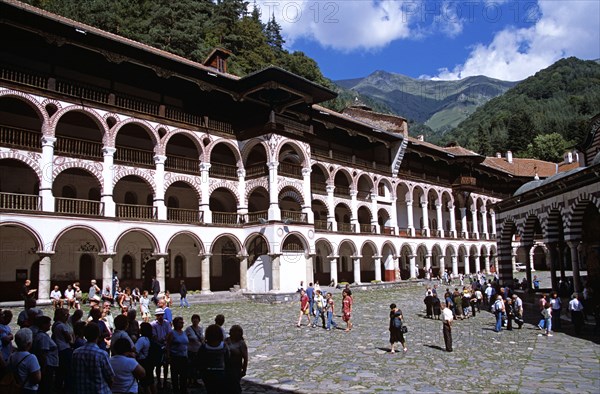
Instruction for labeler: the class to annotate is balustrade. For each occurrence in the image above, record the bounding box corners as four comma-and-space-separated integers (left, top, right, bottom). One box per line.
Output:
116, 204, 157, 220
0, 125, 40, 150
310, 183, 327, 195
281, 210, 307, 223
359, 224, 375, 234
55, 135, 103, 160
165, 155, 200, 175
247, 210, 268, 224
55, 197, 103, 216
278, 162, 302, 179
333, 186, 350, 198
337, 222, 355, 232
56, 79, 109, 103
245, 164, 268, 179
209, 163, 238, 180
114, 146, 155, 167
314, 220, 331, 231
167, 208, 203, 223
115, 94, 159, 116
211, 211, 242, 225
382, 226, 395, 235
0, 192, 40, 211
0, 65, 47, 88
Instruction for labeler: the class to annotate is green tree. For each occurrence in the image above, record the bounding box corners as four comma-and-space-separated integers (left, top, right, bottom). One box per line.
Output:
475, 124, 492, 156
507, 110, 536, 154
525, 132, 572, 162
265, 13, 285, 52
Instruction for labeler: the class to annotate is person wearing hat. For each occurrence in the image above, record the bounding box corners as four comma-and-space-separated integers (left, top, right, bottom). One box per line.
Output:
89, 280, 100, 301
151, 308, 171, 389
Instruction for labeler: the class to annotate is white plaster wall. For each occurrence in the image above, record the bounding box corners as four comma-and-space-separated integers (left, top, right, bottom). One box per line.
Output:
247, 254, 271, 292
280, 252, 306, 292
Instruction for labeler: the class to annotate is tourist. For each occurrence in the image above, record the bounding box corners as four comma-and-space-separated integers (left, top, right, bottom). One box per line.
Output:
158, 298, 173, 325
112, 270, 119, 299
73, 282, 82, 309
71, 322, 115, 394
185, 314, 204, 387
21, 279, 37, 302
164, 290, 172, 308
549, 292, 562, 331
132, 287, 141, 307
342, 289, 353, 332
542, 301, 553, 336
180, 280, 190, 308
225, 325, 248, 394
311, 289, 326, 328
484, 283, 495, 308
505, 297, 515, 330
453, 289, 464, 320
198, 324, 230, 394
533, 275, 540, 290
119, 287, 133, 314
101, 285, 114, 305
569, 293, 585, 334
493, 295, 505, 332
50, 285, 63, 309
215, 314, 228, 340
64, 284, 76, 309
72, 321, 87, 350
51, 308, 73, 391
461, 289, 471, 318
432, 293, 441, 319
167, 316, 189, 393
68, 309, 83, 328
31, 315, 58, 394
8, 328, 41, 393
424, 289, 434, 318
325, 292, 338, 331
17, 298, 43, 329
111, 314, 134, 352
88, 279, 100, 300
388, 303, 407, 353
140, 290, 151, 323
135, 322, 156, 394
537, 294, 548, 330
126, 309, 140, 342
582, 282, 594, 320
306, 283, 315, 317
297, 289, 311, 327
88, 307, 110, 353
151, 308, 171, 389
110, 337, 145, 394
0, 309, 14, 362
151, 277, 160, 305
512, 294, 524, 328
441, 302, 453, 352
102, 301, 115, 332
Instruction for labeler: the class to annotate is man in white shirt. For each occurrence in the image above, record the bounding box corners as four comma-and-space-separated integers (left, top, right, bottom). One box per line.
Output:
64, 284, 75, 309
50, 286, 63, 309
569, 293, 585, 334
441, 303, 453, 352
512, 294, 524, 328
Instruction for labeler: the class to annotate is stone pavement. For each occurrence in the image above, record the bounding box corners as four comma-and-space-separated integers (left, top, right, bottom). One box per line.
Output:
6, 283, 600, 393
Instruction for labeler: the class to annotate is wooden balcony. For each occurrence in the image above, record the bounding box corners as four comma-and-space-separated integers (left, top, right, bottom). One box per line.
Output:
310, 183, 327, 195
212, 211, 243, 225
55, 197, 104, 216
209, 163, 238, 180
115, 93, 159, 116
1, 64, 47, 89
314, 220, 331, 231
0, 125, 41, 151
359, 224, 376, 234
55, 135, 103, 161
333, 186, 350, 198
165, 155, 200, 175
356, 190, 371, 201
116, 204, 157, 220
247, 210, 268, 224
56, 79, 110, 104
281, 210, 307, 223
114, 146, 155, 168
167, 208, 203, 224
0, 192, 40, 211
278, 162, 302, 179
337, 222, 355, 233
245, 163, 268, 179
382, 226, 395, 235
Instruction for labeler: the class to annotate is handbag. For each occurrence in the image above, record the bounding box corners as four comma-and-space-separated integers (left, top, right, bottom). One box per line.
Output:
400, 326, 408, 334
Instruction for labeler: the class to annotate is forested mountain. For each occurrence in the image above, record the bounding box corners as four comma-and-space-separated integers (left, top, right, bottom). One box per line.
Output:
443, 57, 600, 160
337, 71, 516, 140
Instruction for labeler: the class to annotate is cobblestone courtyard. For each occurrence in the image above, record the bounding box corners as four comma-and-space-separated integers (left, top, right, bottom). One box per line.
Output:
7, 282, 600, 393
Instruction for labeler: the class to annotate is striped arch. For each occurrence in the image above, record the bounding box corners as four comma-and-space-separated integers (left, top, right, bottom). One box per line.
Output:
243, 233, 271, 256
310, 162, 330, 179
165, 231, 205, 255
0, 221, 44, 251
0, 151, 43, 182
360, 240, 378, 255
565, 193, 600, 240
498, 218, 517, 282
354, 172, 375, 191
210, 234, 242, 254
281, 232, 310, 254
52, 160, 104, 185
49, 105, 109, 142
276, 140, 308, 167
381, 241, 397, 257
205, 139, 242, 166
208, 181, 240, 204
159, 128, 205, 157
544, 202, 566, 243
240, 138, 269, 164
113, 227, 160, 254
331, 167, 353, 185
356, 202, 374, 218
245, 180, 269, 201
164, 176, 202, 199
52, 225, 108, 254
521, 213, 542, 244
112, 168, 157, 193
110, 118, 160, 149
278, 184, 304, 205
412, 184, 427, 203
0, 89, 48, 125
377, 178, 393, 197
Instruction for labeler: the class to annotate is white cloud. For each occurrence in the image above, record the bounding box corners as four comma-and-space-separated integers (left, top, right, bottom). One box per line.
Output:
434, 0, 600, 81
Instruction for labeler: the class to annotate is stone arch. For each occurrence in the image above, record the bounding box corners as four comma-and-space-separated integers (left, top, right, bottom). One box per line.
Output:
164, 175, 202, 199
277, 183, 305, 204
360, 240, 378, 255
355, 173, 375, 194
0, 221, 44, 251
310, 162, 330, 181
337, 239, 358, 256
206, 139, 242, 166
377, 178, 394, 198
522, 213, 543, 244
208, 181, 240, 204
240, 138, 269, 164
110, 117, 160, 148
281, 232, 309, 253
165, 231, 205, 255
245, 181, 269, 201
113, 227, 160, 254
52, 225, 107, 253
276, 140, 308, 167
50, 105, 109, 142
160, 128, 204, 157
565, 193, 600, 239
381, 241, 397, 257
210, 234, 243, 254
52, 160, 104, 185
444, 244, 457, 257
0, 152, 43, 182
0, 89, 48, 125
332, 167, 353, 185
112, 169, 157, 193
243, 233, 271, 256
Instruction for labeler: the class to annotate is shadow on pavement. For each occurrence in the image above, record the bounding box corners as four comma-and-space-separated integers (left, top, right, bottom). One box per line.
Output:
423, 344, 445, 351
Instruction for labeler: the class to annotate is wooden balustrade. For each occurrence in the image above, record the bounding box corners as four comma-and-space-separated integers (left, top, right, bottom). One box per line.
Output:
0, 125, 40, 150
314, 220, 331, 231
333, 186, 350, 198
167, 208, 203, 224
359, 224, 375, 234
209, 163, 238, 179
114, 146, 155, 167
165, 107, 204, 127
116, 204, 157, 220
207, 119, 234, 135
0, 192, 40, 211
311, 183, 327, 195
0, 65, 47, 89
311, 147, 330, 158
245, 164, 268, 179
165, 155, 200, 175
337, 222, 355, 232
281, 210, 307, 223
273, 114, 311, 135
55, 135, 103, 160
356, 190, 371, 201
247, 210, 268, 224
212, 211, 241, 225
278, 162, 302, 178
56, 79, 109, 103
115, 94, 159, 116
382, 226, 395, 235
55, 197, 103, 216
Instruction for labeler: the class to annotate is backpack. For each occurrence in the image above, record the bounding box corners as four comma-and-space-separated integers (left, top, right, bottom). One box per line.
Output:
0, 353, 31, 394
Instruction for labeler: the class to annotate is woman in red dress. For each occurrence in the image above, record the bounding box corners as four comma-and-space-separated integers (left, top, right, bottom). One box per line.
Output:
342, 289, 353, 332
297, 289, 311, 327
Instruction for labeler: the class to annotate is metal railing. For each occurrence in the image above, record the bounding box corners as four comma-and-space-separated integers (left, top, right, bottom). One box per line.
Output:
337, 222, 355, 233
0, 192, 40, 211
55, 135, 103, 160
278, 162, 303, 179
165, 155, 200, 175
114, 146, 155, 167
209, 163, 238, 180
116, 204, 157, 220
281, 210, 307, 223
167, 208, 203, 224
0, 125, 40, 150
55, 197, 103, 216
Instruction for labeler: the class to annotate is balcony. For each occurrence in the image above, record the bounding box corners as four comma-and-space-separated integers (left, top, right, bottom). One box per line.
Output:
337, 222, 355, 233
382, 226, 395, 236
314, 220, 331, 231
310, 183, 327, 195
356, 190, 371, 201
209, 163, 238, 180
281, 210, 307, 223
116, 204, 157, 220
246, 210, 268, 224
359, 224, 376, 234
0, 125, 41, 151
165, 155, 200, 175
245, 164, 268, 179
114, 146, 154, 168
56, 79, 110, 104
55, 197, 104, 216
333, 186, 350, 198
278, 162, 302, 179
212, 212, 245, 225
0, 192, 40, 211
115, 93, 159, 116
55, 135, 103, 161
167, 208, 203, 224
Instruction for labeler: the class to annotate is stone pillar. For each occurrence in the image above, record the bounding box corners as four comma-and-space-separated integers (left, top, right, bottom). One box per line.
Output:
439, 255, 446, 275
99, 253, 115, 294
154, 155, 167, 220
490, 209, 497, 237
459, 208, 468, 237
512, 247, 518, 272
474, 254, 481, 273
200, 254, 212, 294
370, 193, 379, 233
350, 190, 359, 233
37, 252, 53, 302
424, 254, 432, 276
374, 255, 382, 282
471, 209, 479, 239
199, 163, 211, 223
267, 161, 281, 221
40, 136, 56, 212
451, 255, 458, 276
329, 257, 338, 285
305, 253, 315, 286
421, 201, 430, 236
406, 200, 414, 236
481, 207, 489, 240
435, 203, 444, 237
545, 249, 554, 290
484, 255, 491, 274
394, 256, 401, 281
270, 254, 281, 291
567, 240, 582, 294
237, 169, 247, 221
528, 246, 536, 272
464, 254, 471, 275
238, 254, 248, 291
449, 204, 457, 237
409, 254, 417, 279
523, 243, 533, 290
302, 168, 314, 223
326, 184, 336, 231
102, 147, 116, 217
548, 242, 558, 291
154, 254, 168, 295
389, 197, 398, 234
352, 256, 362, 284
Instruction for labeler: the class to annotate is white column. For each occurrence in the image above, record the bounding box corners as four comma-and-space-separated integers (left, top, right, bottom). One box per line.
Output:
490, 209, 497, 237
370, 193, 379, 233
389, 197, 398, 234
302, 168, 314, 223
352, 256, 362, 284
474, 254, 481, 273
449, 204, 457, 237
200, 163, 211, 223
512, 247, 518, 272
409, 254, 417, 279
239, 254, 248, 291
481, 207, 489, 240
40, 136, 56, 212
406, 200, 414, 236
471, 209, 479, 239
439, 255, 446, 274
528, 246, 536, 272
267, 161, 281, 221
349, 189, 359, 233
237, 169, 247, 222
271, 254, 281, 291
99, 253, 115, 293
155, 254, 167, 295
374, 255, 382, 282
329, 257, 338, 285
102, 147, 116, 217
484, 255, 491, 274
460, 208, 468, 237
464, 254, 471, 275
326, 184, 336, 231
305, 253, 315, 286
425, 254, 432, 273
394, 256, 401, 281
37, 252, 53, 302
451, 255, 458, 276
436, 203, 444, 237
201, 254, 211, 294
421, 201, 430, 236
154, 155, 167, 220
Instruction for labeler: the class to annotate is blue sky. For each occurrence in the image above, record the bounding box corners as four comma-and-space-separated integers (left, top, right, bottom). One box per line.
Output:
254, 0, 600, 81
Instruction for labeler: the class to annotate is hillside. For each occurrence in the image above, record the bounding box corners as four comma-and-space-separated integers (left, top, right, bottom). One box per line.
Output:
443, 57, 600, 156
337, 71, 516, 140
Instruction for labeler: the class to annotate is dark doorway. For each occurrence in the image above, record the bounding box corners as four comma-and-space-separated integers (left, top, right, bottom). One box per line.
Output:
79, 253, 94, 283
143, 259, 156, 291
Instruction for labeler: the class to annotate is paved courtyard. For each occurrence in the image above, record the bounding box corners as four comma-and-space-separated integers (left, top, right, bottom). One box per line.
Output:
6, 282, 600, 393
